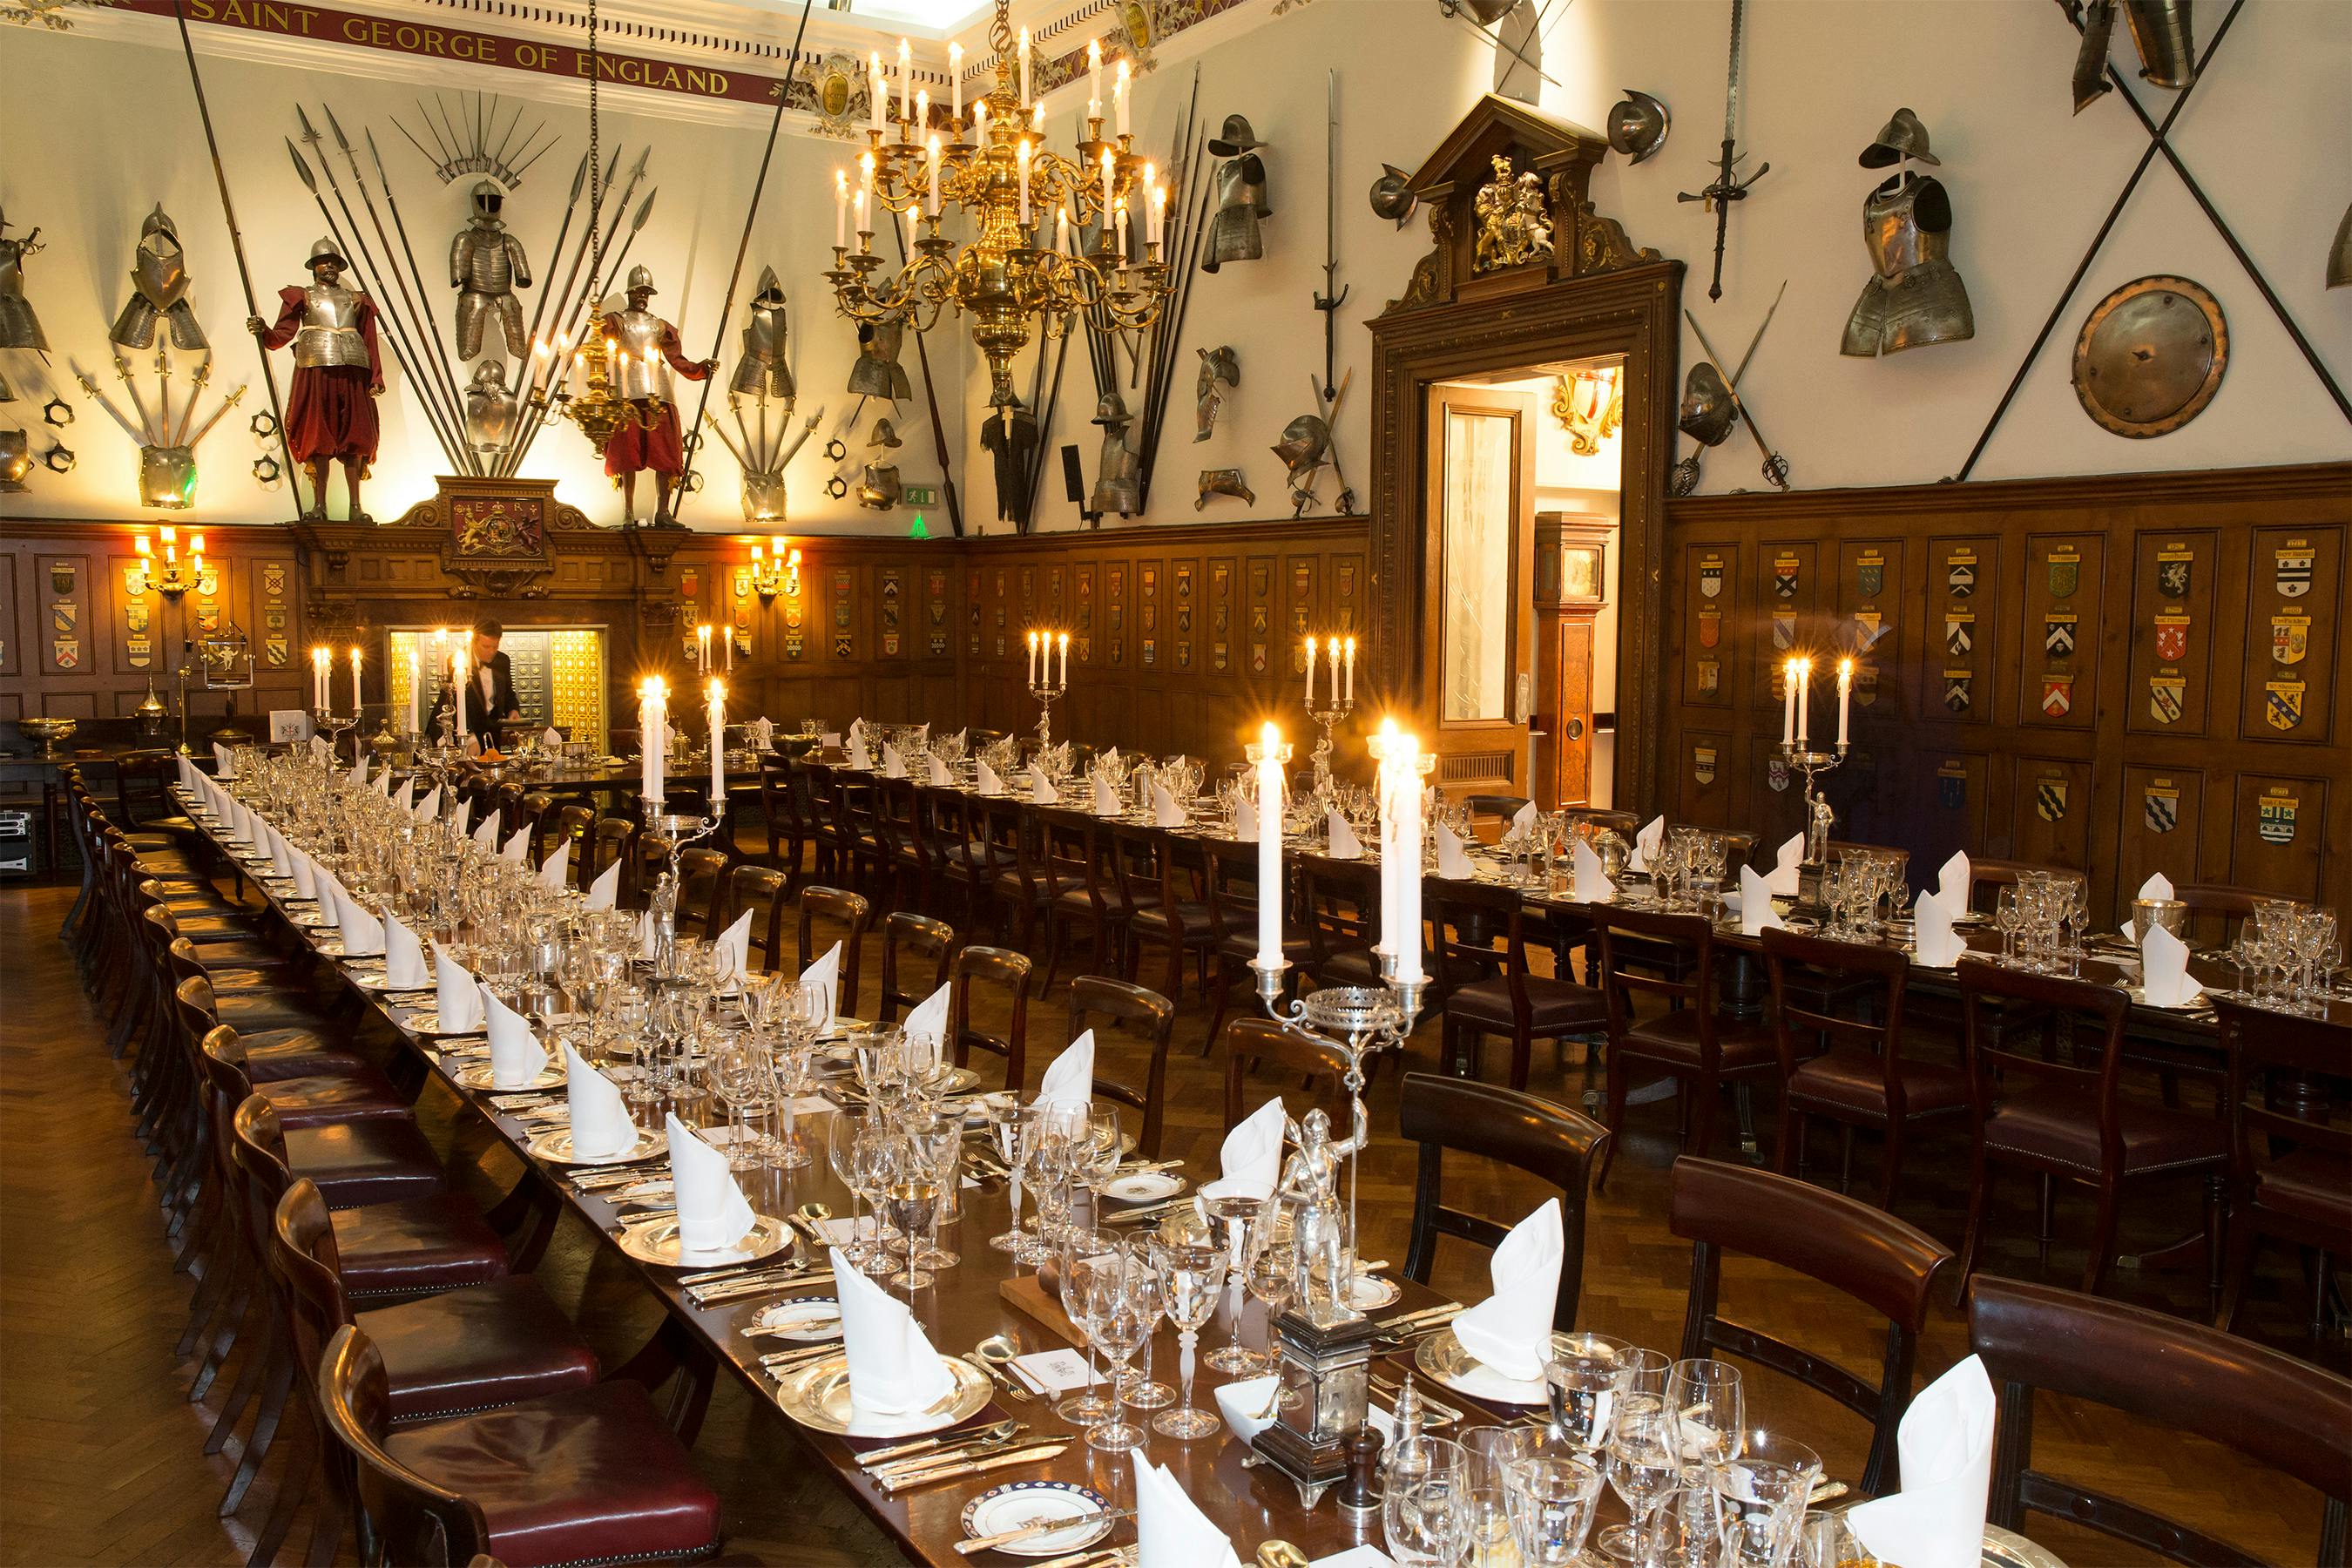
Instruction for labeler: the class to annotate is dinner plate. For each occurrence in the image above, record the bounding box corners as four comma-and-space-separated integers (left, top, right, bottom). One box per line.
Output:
454, 1060, 566, 1092
525, 1125, 667, 1166
1100, 1171, 1186, 1204
959, 1481, 1114, 1558
771, 1352, 993, 1438
395, 1007, 484, 1037
1413, 1326, 1572, 1405
747, 1295, 841, 1342
1347, 1273, 1402, 1311
2126, 986, 2211, 1012
616, 1213, 793, 1268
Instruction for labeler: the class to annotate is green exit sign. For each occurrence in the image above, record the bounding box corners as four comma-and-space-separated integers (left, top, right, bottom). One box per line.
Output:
904, 485, 938, 506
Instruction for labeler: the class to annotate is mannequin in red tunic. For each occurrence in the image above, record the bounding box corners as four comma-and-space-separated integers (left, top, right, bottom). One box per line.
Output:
247, 237, 383, 522
599, 265, 714, 526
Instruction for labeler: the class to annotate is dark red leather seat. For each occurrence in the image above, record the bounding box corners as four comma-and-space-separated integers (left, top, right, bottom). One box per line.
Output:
1619, 1006, 1777, 1069
247, 1064, 413, 1129
330, 1196, 513, 1301
1449, 972, 1610, 1035
2249, 1148, 2352, 1230
1983, 1084, 2228, 1177
242, 1033, 377, 1081
1786, 1049, 1970, 1119
280, 1119, 451, 1208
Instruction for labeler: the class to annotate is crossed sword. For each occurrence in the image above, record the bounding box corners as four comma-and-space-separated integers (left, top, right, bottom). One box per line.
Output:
1673, 280, 1789, 495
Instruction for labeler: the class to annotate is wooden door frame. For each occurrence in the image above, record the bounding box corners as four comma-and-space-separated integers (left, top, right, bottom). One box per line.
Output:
1368, 258, 1682, 815
1423, 382, 1539, 791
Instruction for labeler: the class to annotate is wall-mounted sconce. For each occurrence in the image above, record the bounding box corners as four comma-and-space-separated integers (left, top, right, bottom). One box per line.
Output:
747, 541, 801, 604
129, 525, 208, 601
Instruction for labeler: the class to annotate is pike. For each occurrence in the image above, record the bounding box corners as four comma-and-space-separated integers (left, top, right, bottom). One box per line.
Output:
364, 125, 469, 432
1676, 0, 1768, 302
1132, 65, 1206, 512
504, 184, 657, 478
498, 147, 639, 476
510, 152, 591, 397
676, 0, 818, 519
889, 208, 966, 537
172, 0, 300, 520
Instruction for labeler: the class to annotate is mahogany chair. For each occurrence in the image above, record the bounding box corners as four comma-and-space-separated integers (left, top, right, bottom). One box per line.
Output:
517, 791, 558, 862
950, 945, 1032, 1093
316, 1323, 724, 1568
549, 803, 596, 889
875, 774, 936, 913
1671, 1157, 1951, 1496
2213, 998, 2351, 1340
1761, 927, 1969, 1209
1970, 1274, 2352, 1566
1953, 957, 2230, 1306
1198, 834, 1308, 1055
1432, 877, 1607, 1092
1220, 1016, 1353, 1132
1067, 977, 1179, 1159
1463, 794, 1532, 838
794, 884, 871, 1018
1592, 906, 1780, 1187
1112, 821, 1214, 1006
755, 760, 804, 883
720, 864, 790, 976
1297, 853, 1385, 993
1040, 808, 1131, 992
672, 846, 729, 939
982, 794, 1063, 963
879, 910, 958, 1022
1961, 857, 2079, 916
1398, 1072, 1608, 1332
932, 787, 1008, 934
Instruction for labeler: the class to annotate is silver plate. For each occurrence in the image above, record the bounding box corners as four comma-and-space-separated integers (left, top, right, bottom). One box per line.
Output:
771, 1351, 994, 1437
1413, 1326, 1574, 1405
455, 1060, 565, 1092
398, 1008, 484, 1037
616, 1213, 794, 1269
524, 1125, 668, 1166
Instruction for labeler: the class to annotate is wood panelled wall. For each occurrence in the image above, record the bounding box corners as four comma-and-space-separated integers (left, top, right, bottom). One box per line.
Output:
1657, 463, 2350, 924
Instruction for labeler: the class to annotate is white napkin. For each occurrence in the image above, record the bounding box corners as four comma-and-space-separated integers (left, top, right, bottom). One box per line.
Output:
801, 942, 841, 1029
1199, 1095, 1285, 1202
431, 941, 483, 1032
348, 755, 368, 787
266, 823, 294, 881
666, 1113, 760, 1254
304, 737, 328, 765
382, 909, 429, 990
542, 725, 563, 747
562, 1044, 639, 1159
1436, 821, 1477, 879
2137, 871, 2176, 902
1571, 839, 1617, 902
1233, 795, 1260, 842
1848, 1355, 1995, 1568
585, 859, 622, 912
537, 839, 571, 890
332, 882, 386, 957
1326, 809, 1363, 860
500, 827, 533, 865
1510, 801, 1538, 837
901, 981, 950, 1064
481, 984, 549, 1088
1152, 782, 1188, 828
1933, 851, 1971, 916
289, 849, 318, 902
848, 717, 867, 748
452, 798, 472, 835
882, 743, 908, 780
753, 718, 774, 752
711, 909, 754, 989
1450, 1198, 1564, 1383
414, 785, 442, 823
1628, 815, 1666, 874
1103, 747, 1119, 768
927, 754, 954, 787
1764, 833, 1806, 897
1135, 1456, 1247, 1568
1031, 765, 1058, 806
977, 759, 1005, 796
394, 778, 416, 811
829, 1244, 956, 1423
376, 768, 395, 799
1092, 770, 1122, 817
846, 740, 872, 772
2140, 923, 2204, 1006
471, 814, 500, 852
1739, 863, 1787, 935
1037, 1029, 1095, 1112
1913, 890, 1966, 967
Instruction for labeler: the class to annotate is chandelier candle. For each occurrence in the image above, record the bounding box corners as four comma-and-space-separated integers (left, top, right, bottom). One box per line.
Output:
1115, 60, 1132, 139
949, 42, 963, 123
898, 39, 912, 127
1017, 27, 1031, 108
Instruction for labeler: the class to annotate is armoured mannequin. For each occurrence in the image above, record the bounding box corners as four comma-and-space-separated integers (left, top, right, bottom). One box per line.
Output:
449, 179, 531, 362
1090, 392, 1141, 517
730, 267, 796, 402
111, 206, 207, 353
856, 417, 903, 510
0, 212, 47, 355
847, 315, 913, 402
1676, 362, 1736, 446
463, 358, 519, 454
1841, 110, 1973, 357
1194, 345, 1238, 442
2073, 0, 2195, 112
980, 388, 1038, 530
1201, 116, 1271, 274
598, 266, 715, 526
248, 237, 382, 522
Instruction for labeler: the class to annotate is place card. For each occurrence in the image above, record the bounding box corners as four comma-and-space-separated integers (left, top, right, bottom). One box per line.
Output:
1007, 1348, 1104, 1395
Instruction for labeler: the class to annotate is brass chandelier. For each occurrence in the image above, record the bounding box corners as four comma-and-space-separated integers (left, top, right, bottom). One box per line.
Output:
825, 0, 1171, 403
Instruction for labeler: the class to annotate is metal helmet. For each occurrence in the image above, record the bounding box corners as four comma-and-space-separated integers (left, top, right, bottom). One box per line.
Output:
626, 264, 656, 295
306, 235, 346, 270
470, 179, 504, 220
1271, 414, 1330, 475
1858, 107, 1940, 169
141, 205, 180, 243
1446, 0, 1524, 24
1676, 362, 1737, 447
751, 265, 787, 307
1605, 89, 1671, 165
1369, 163, 1417, 226
868, 417, 902, 449
1206, 115, 1266, 157
1092, 391, 1133, 428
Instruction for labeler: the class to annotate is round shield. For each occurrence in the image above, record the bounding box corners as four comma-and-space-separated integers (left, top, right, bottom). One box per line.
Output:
2071, 274, 2227, 438
1606, 90, 1670, 165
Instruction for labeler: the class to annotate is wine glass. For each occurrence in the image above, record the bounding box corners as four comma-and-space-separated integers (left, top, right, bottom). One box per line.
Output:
880, 1132, 942, 1294
1117, 1234, 1173, 1411
1078, 1253, 1152, 1450
707, 1033, 766, 1172
909, 1112, 963, 1270
986, 1099, 1039, 1259
1243, 1219, 1298, 1369
1711, 1431, 1821, 1568
1148, 1236, 1226, 1440
1504, 1456, 1606, 1567
1383, 1436, 1471, 1568
1993, 887, 2023, 965
1664, 1359, 1745, 1482
824, 1112, 882, 1271
1543, 1332, 1635, 1463
1602, 1401, 1681, 1565
1202, 1194, 1267, 1375
1055, 1227, 1121, 1426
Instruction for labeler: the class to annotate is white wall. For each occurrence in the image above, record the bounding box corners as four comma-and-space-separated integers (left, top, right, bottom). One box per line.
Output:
6, 0, 2346, 534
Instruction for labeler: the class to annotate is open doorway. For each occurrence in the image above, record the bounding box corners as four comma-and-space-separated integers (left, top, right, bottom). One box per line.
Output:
1426, 354, 1624, 808
383, 625, 611, 749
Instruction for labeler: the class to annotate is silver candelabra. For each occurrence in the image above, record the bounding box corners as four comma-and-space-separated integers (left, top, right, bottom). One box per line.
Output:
1029, 666, 1067, 751
1304, 691, 1355, 803
1777, 738, 1849, 916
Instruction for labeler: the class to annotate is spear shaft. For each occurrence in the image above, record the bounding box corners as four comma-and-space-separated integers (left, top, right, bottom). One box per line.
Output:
498, 151, 633, 476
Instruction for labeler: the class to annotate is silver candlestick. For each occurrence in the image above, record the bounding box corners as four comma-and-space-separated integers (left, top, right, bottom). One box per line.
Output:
1777, 738, 1849, 916
313, 706, 361, 766
1303, 692, 1355, 804
1028, 666, 1068, 751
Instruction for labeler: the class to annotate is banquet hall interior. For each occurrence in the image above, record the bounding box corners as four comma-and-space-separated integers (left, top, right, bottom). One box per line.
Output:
2, 0, 2349, 1564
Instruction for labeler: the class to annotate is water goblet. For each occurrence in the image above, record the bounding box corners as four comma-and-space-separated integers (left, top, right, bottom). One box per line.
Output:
1383, 1436, 1471, 1568
1664, 1358, 1744, 1482
1149, 1235, 1227, 1440
1054, 1227, 1122, 1425
1202, 1194, 1268, 1375
1711, 1431, 1821, 1568
1078, 1256, 1152, 1450
1504, 1456, 1605, 1567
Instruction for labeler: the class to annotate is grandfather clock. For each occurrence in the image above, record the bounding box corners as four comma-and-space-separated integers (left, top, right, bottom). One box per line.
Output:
1533, 511, 1611, 808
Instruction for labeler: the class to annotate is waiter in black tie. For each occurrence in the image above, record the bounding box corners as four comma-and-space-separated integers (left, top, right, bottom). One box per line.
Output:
432, 618, 524, 738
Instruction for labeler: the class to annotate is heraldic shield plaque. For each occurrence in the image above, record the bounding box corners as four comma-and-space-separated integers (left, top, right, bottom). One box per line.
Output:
398, 476, 593, 599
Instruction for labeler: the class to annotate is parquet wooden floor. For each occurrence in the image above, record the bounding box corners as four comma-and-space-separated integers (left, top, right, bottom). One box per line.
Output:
4, 870, 2342, 1566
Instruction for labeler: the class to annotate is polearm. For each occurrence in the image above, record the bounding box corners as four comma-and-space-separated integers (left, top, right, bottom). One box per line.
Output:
362, 123, 480, 443
497, 151, 627, 477
674, 0, 816, 517
890, 204, 966, 537
287, 140, 468, 465
509, 152, 591, 399
173, 0, 300, 520
502, 183, 656, 477
498, 150, 642, 476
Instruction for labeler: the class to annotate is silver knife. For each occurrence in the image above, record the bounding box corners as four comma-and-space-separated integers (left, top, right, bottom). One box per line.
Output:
954, 1505, 1138, 1554
878, 1442, 1070, 1493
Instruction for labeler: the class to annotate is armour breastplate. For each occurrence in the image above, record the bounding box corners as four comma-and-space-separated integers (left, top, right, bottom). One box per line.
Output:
1861, 176, 1950, 282
295, 283, 368, 368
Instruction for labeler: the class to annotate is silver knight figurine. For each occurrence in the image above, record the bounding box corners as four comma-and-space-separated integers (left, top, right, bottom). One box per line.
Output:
1195, 344, 1239, 442
0, 211, 48, 356
856, 417, 903, 510
1273, 1102, 1369, 1321
848, 315, 913, 403
1201, 115, 1271, 274
1090, 392, 1141, 517
1841, 109, 1973, 357
730, 267, 795, 403
449, 179, 532, 362
110, 206, 206, 353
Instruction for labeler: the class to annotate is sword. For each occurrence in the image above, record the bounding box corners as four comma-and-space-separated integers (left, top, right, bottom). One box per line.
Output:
1310, 69, 1349, 402
1675, 0, 1768, 302
74, 366, 146, 443
1683, 299, 1788, 490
